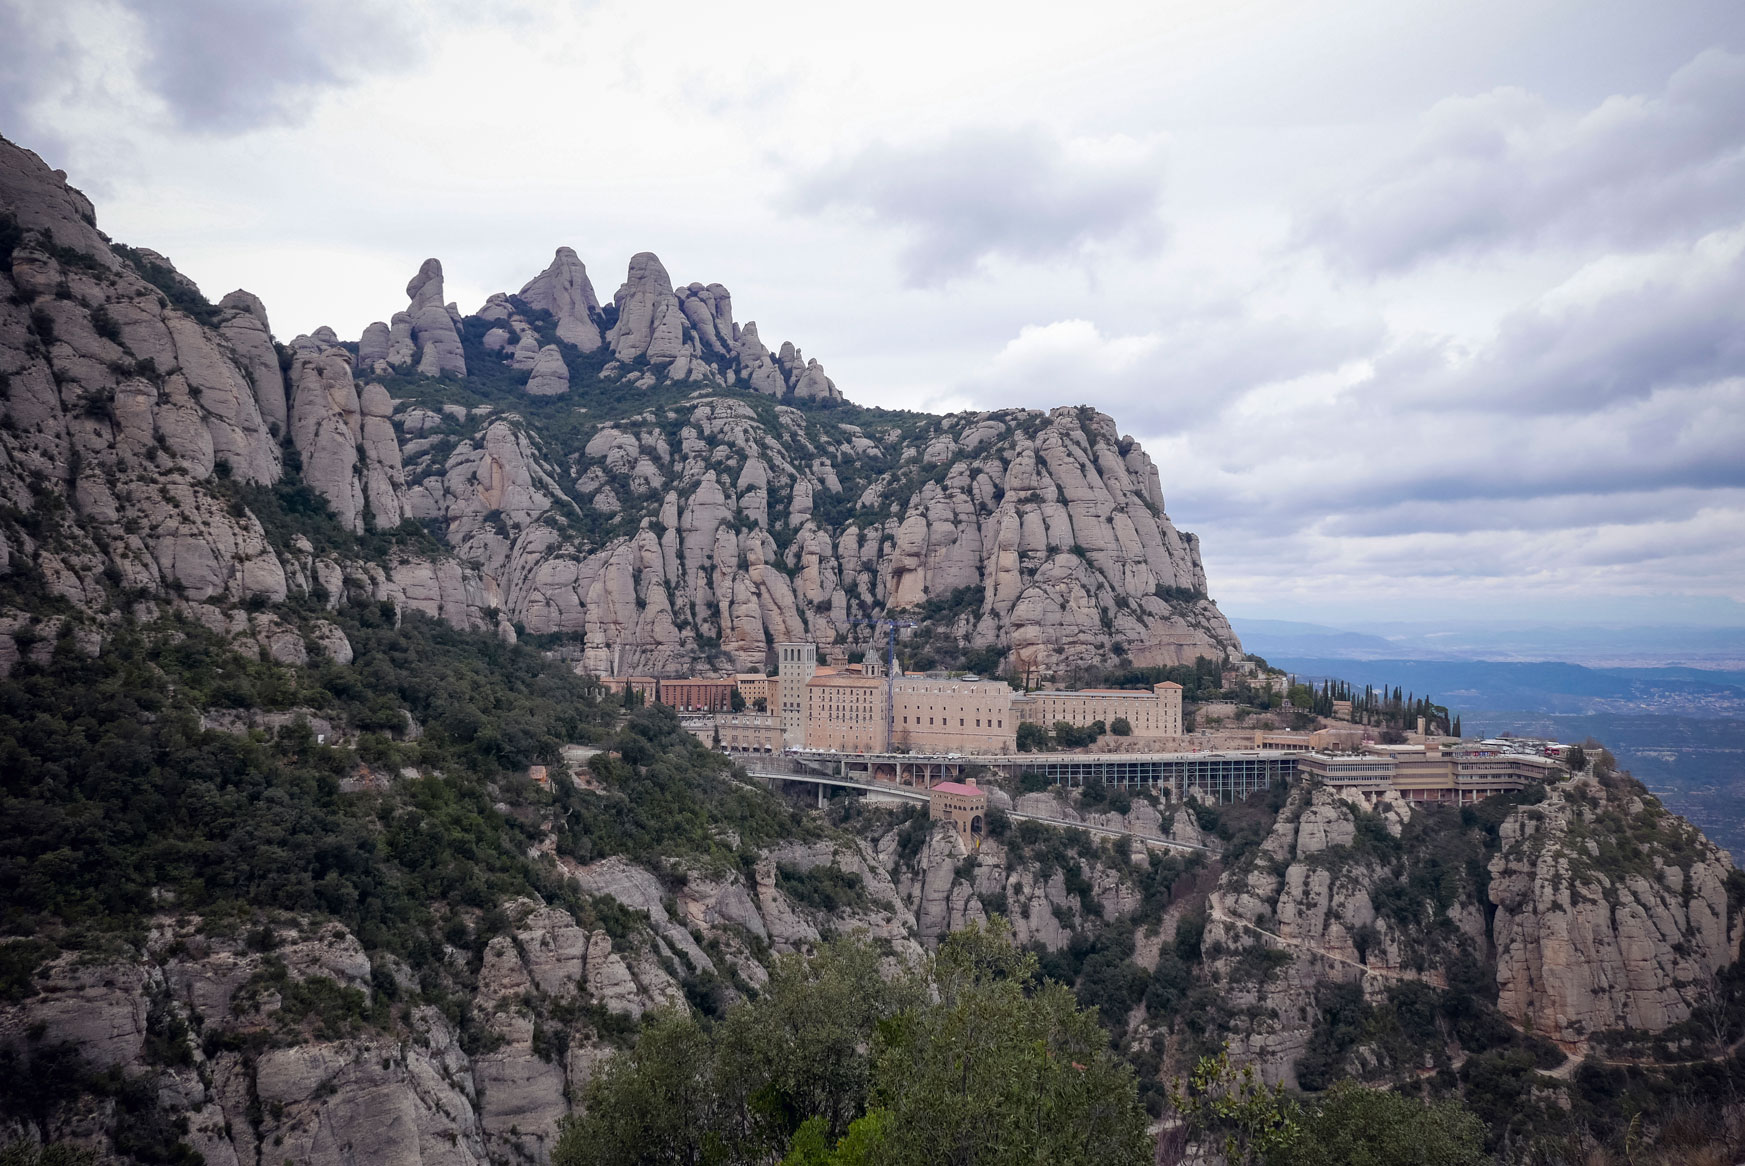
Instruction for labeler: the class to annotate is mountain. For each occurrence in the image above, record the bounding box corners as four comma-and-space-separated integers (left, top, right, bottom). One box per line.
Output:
1229, 618, 1423, 661
0, 136, 1237, 680
1234, 615, 1745, 669
4, 133, 1745, 1165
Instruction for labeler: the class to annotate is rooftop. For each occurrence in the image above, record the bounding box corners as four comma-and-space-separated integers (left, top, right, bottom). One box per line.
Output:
931, 781, 984, 797
1024, 686, 1173, 696
808, 673, 885, 687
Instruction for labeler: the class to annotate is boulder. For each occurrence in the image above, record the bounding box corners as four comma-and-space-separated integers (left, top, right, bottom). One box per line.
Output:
524, 345, 570, 396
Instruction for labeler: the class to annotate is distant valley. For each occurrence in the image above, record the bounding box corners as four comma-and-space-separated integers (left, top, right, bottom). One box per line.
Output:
1234, 617, 1745, 859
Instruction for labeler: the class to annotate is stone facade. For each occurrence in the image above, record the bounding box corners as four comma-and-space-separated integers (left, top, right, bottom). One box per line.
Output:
1297, 743, 1563, 806
1253, 727, 1368, 751
777, 642, 816, 748
929, 779, 988, 848
659, 676, 736, 712
891, 677, 1015, 755
804, 672, 887, 753
600, 676, 659, 704
683, 712, 783, 754
1013, 682, 1182, 737
734, 673, 775, 710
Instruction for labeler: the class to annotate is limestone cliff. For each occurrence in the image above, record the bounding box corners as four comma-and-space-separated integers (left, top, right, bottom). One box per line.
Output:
1488, 772, 1740, 1045
1186, 775, 1744, 1089
0, 793, 1179, 1165
0, 136, 1239, 677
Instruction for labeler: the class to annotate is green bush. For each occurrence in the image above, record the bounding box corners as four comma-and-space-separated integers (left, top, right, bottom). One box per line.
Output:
778, 864, 868, 913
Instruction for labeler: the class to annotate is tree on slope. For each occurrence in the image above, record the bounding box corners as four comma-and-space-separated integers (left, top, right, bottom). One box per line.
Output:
553, 921, 1152, 1166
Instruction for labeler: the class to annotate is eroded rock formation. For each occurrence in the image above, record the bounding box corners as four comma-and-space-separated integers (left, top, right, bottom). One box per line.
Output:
0, 134, 1232, 687
1489, 774, 1740, 1045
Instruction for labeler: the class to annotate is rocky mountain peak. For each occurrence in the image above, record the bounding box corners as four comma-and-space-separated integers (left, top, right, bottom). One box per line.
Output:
0, 134, 115, 270
0, 136, 1235, 678
406, 256, 446, 306
519, 246, 604, 352
1489, 773, 1741, 1044
606, 250, 687, 367
401, 257, 466, 378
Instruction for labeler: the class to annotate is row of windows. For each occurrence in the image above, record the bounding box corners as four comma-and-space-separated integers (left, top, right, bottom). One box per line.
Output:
902, 716, 1005, 728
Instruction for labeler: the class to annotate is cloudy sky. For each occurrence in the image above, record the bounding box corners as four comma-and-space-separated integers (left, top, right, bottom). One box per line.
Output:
3, 0, 1743, 629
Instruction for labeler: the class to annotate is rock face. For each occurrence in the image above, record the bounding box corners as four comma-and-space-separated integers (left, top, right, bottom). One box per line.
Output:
0, 137, 289, 617
405, 258, 466, 378
1198, 786, 1439, 1088
524, 345, 570, 396
215, 290, 287, 434
538, 401, 1238, 675
288, 339, 367, 532
0, 137, 1235, 680
1489, 774, 1741, 1045
518, 247, 603, 352
606, 251, 690, 368
1185, 775, 1745, 1090
0, 812, 1111, 1166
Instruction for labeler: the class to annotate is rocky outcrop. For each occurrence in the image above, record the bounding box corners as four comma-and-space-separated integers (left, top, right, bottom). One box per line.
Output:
519, 246, 603, 352
1188, 774, 1745, 1090
0, 136, 116, 270
549, 401, 1236, 674
0, 137, 1235, 681
525, 345, 570, 396
288, 339, 367, 532
1199, 785, 1469, 1087
406, 258, 466, 378
357, 319, 392, 372
0, 140, 292, 610
606, 251, 691, 369
1489, 775, 1742, 1046
359, 381, 405, 526
215, 289, 287, 434
0, 818, 1021, 1165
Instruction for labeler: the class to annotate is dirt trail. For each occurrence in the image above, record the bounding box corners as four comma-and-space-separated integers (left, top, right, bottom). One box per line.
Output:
1209, 906, 1447, 987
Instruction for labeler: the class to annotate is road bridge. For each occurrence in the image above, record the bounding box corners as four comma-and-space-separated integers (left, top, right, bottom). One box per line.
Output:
743, 764, 1215, 855
764, 747, 1298, 803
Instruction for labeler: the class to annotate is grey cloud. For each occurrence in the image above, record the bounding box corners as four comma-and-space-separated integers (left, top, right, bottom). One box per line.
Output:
1183, 376, 1745, 533
1374, 235, 1745, 417
1301, 49, 1745, 271
1148, 237, 1745, 569
121, 0, 422, 132
787, 126, 1165, 285
957, 309, 1380, 434
0, 0, 73, 148
1320, 487, 1745, 540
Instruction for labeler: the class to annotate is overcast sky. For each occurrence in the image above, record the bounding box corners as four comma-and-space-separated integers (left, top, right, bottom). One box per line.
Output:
4, 0, 1743, 629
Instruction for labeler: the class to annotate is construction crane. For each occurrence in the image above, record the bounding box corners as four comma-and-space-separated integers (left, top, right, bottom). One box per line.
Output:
850, 616, 916, 751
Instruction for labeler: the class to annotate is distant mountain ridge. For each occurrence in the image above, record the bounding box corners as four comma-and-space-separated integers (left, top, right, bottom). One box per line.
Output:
1232, 615, 1745, 668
